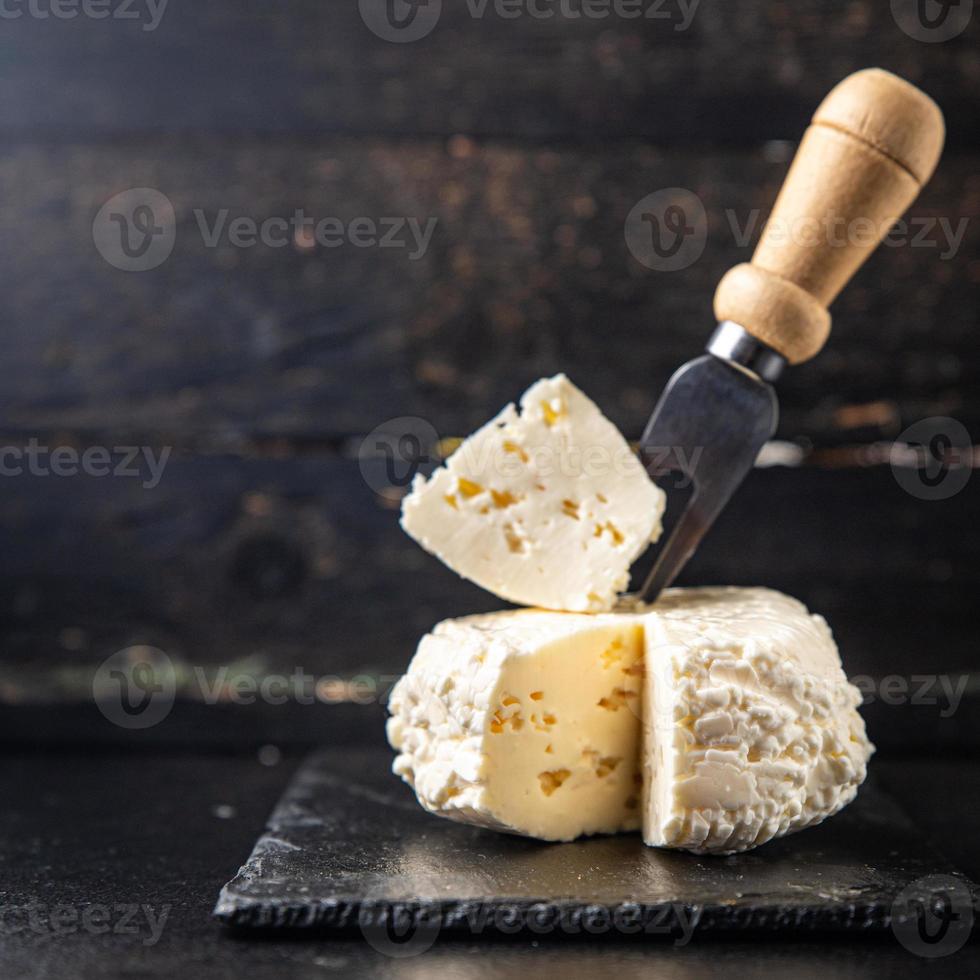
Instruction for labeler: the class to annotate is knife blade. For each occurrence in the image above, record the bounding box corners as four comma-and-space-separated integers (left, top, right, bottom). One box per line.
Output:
638, 323, 782, 600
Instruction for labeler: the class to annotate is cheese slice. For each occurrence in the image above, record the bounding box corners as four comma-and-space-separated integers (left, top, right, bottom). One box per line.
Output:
387, 588, 873, 852
400, 375, 665, 613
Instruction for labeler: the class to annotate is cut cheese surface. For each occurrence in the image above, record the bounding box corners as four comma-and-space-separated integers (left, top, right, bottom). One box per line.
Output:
399, 374, 665, 613
387, 609, 645, 841
387, 587, 873, 852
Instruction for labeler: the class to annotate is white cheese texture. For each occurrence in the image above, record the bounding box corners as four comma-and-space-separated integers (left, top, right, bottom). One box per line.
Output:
641, 588, 873, 854
387, 588, 873, 853
387, 608, 646, 841
399, 374, 666, 613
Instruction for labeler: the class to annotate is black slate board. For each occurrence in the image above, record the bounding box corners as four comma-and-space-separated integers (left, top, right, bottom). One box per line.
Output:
214, 748, 976, 940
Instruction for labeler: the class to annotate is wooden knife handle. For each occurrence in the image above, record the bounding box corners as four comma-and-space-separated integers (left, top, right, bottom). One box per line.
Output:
713, 68, 945, 365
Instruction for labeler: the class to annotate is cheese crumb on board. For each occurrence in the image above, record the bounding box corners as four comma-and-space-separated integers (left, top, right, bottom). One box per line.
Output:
386, 587, 873, 852
399, 374, 666, 613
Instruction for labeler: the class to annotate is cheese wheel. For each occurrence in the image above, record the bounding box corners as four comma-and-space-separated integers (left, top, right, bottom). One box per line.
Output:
387, 588, 874, 853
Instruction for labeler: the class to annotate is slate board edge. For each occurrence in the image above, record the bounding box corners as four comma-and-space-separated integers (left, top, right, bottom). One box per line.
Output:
213, 892, 919, 937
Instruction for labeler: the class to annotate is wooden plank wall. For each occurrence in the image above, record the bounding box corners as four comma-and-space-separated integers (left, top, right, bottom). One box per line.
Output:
0, 0, 977, 745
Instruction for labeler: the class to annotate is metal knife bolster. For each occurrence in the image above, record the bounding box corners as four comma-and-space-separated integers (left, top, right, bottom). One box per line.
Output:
706, 321, 786, 383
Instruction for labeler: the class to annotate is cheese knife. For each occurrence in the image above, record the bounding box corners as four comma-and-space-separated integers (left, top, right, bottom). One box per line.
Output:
638, 68, 945, 602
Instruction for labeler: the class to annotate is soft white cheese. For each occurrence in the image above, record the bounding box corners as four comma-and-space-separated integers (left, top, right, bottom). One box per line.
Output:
387, 588, 873, 852
641, 588, 874, 854
399, 375, 666, 613
387, 608, 646, 841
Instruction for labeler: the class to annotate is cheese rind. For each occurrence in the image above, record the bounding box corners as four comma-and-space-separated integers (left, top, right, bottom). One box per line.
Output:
642, 588, 873, 855
387, 588, 874, 852
399, 375, 666, 613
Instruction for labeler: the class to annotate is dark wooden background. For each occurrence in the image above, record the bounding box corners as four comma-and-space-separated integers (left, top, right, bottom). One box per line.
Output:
0, 0, 977, 747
